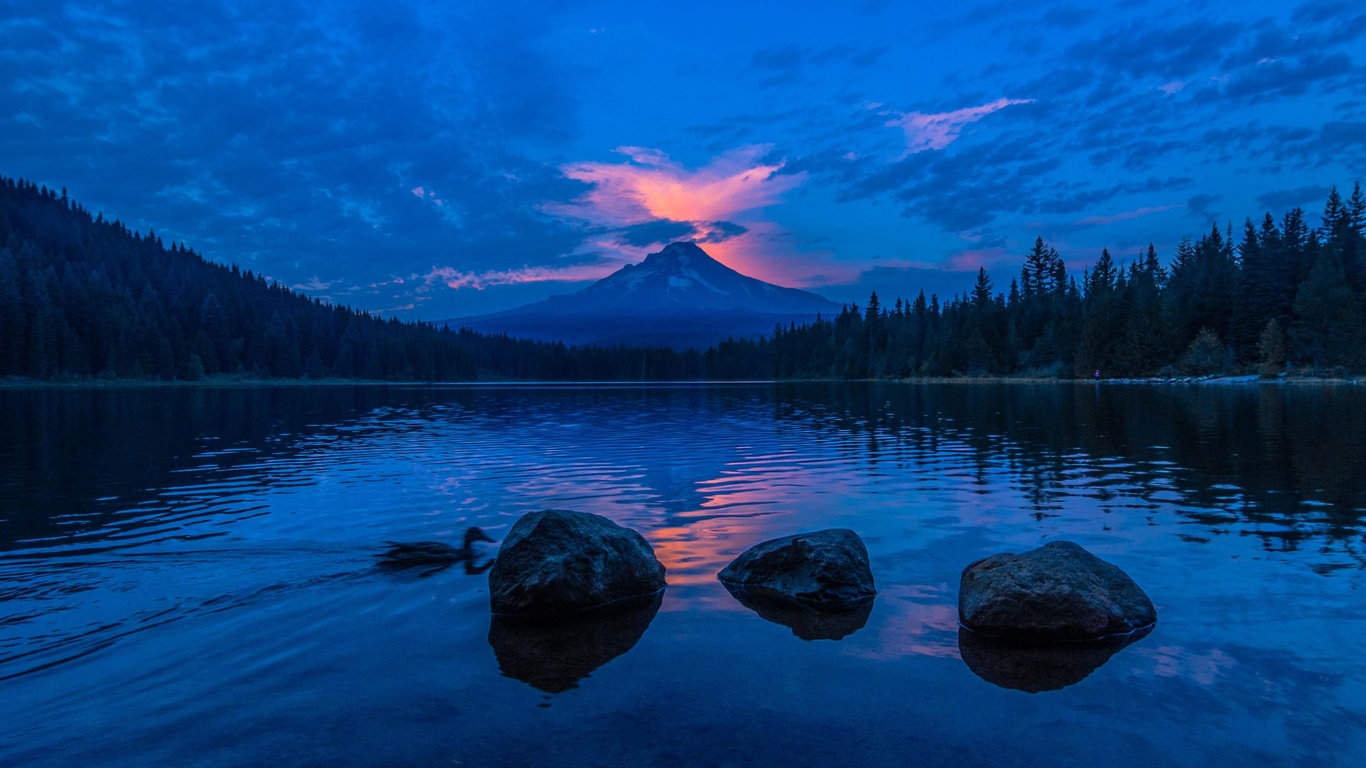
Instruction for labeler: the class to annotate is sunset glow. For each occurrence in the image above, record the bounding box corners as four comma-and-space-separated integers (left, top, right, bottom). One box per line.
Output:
542, 145, 841, 284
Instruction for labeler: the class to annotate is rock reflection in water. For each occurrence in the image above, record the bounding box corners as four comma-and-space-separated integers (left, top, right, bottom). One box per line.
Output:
958, 626, 1152, 693
487, 593, 662, 693
722, 583, 874, 641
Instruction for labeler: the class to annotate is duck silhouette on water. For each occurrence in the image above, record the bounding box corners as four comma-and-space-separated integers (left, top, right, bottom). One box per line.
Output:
378, 527, 498, 576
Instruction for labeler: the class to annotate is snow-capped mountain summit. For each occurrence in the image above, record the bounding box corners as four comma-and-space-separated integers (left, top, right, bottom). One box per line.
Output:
445, 241, 841, 348
565, 241, 836, 314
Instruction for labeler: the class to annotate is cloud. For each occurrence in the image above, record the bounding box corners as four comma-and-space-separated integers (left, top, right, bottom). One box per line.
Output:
748, 43, 887, 88
543, 145, 835, 283
816, 264, 982, 308
549, 145, 803, 229
1073, 205, 1178, 227
1030, 177, 1192, 216
1205, 52, 1356, 102
617, 219, 698, 247
886, 98, 1034, 155
1255, 186, 1332, 212
946, 247, 1015, 272
1030, 203, 1182, 237
1039, 5, 1097, 29
0, 0, 590, 319
1187, 193, 1222, 221
290, 276, 334, 292
423, 262, 615, 291
1066, 19, 1243, 80
699, 220, 749, 243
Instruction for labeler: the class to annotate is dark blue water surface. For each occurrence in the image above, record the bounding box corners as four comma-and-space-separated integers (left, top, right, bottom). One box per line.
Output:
2, 382, 1365, 767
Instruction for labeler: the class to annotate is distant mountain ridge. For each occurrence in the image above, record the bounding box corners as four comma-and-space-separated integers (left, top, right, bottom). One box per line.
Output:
446, 241, 841, 348
0, 176, 776, 382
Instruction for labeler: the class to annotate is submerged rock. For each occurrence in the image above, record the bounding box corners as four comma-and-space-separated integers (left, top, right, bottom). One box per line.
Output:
718, 528, 876, 611
488, 509, 666, 619
489, 592, 662, 693
958, 540, 1156, 642
958, 626, 1152, 693
723, 581, 874, 640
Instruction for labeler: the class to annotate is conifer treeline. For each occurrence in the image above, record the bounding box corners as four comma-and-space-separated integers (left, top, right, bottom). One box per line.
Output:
2, 174, 1363, 382
0, 176, 481, 381
0, 176, 769, 382
772, 184, 1366, 379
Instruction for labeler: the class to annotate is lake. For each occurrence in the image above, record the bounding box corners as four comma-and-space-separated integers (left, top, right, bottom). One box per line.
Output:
2, 382, 1365, 767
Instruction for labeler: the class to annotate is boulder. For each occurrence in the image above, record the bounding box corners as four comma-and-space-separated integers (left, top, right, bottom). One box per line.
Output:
488, 509, 666, 619
718, 529, 876, 611
958, 540, 1156, 642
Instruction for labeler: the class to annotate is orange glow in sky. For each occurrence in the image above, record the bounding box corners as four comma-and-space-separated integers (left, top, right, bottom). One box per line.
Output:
546, 145, 854, 286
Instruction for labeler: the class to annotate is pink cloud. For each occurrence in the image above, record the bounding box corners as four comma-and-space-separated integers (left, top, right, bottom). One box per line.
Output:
946, 247, 1014, 272
290, 275, 333, 292
887, 98, 1034, 155
422, 262, 616, 291
1074, 205, 1177, 227
1157, 81, 1187, 95
544, 145, 854, 286
548, 145, 802, 227
411, 185, 445, 207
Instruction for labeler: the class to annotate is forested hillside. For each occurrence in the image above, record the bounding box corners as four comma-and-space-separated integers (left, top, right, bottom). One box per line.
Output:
2, 174, 1362, 382
0, 176, 770, 382
0, 176, 482, 381
772, 184, 1366, 379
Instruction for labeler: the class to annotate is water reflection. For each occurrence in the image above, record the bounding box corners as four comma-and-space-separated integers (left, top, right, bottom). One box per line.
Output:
722, 583, 873, 641
770, 382, 1366, 556
957, 627, 1151, 693
487, 593, 663, 693
4, 383, 1366, 766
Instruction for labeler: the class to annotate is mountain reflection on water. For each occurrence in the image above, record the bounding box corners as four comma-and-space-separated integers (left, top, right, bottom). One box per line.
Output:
2, 382, 1365, 767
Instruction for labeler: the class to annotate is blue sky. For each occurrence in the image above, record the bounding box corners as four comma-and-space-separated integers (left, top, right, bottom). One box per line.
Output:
3, 0, 1364, 318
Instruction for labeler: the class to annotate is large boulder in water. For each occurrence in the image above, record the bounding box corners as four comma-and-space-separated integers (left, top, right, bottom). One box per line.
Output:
958, 540, 1156, 642
489, 509, 666, 620
718, 529, 876, 611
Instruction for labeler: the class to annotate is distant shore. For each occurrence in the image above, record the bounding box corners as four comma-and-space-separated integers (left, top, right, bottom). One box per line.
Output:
4, 372, 1364, 389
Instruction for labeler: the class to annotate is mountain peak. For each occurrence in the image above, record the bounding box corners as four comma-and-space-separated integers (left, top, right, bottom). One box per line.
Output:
653, 240, 707, 256
447, 240, 841, 348
640, 240, 710, 267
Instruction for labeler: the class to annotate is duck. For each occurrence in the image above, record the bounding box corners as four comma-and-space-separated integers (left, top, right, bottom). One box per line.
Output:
378, 527, 498, 575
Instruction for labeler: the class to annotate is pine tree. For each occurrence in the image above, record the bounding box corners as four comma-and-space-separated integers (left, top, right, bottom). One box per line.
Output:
1292, 250, 1366, 370
1257, 319, 1286, 378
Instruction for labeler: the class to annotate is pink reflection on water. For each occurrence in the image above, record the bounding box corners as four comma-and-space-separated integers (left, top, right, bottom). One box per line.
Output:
647, 516, 776, 589
850, 584, 962, 660
1135, 645, 1236, 686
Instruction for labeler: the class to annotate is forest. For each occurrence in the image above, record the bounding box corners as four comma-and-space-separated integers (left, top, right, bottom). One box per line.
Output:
1, 174, 1363, 382
773, 183, 1366, 379
0, 175, 768, 382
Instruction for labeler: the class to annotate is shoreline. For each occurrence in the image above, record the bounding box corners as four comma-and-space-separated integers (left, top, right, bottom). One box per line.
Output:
3, 373, 1364, 389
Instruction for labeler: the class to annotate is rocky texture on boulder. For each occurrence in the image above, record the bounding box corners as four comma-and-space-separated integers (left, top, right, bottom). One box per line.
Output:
718, 529, 876, 611
488, 509, 667, 619
958, 540, 1156, 642
489, 593, 662, 693
958, 626, 1152, 692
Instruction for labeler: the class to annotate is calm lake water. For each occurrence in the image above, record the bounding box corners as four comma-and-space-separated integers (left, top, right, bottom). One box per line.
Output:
2, 382, 1365, 767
